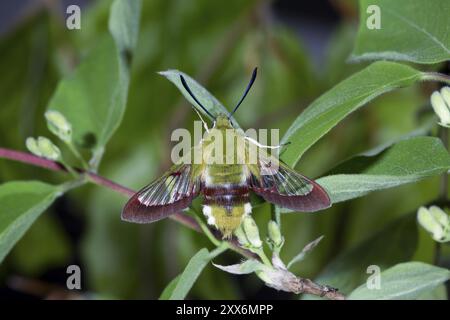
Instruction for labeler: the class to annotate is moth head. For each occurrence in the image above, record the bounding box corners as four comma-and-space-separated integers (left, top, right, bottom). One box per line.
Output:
214, 114, 233, 129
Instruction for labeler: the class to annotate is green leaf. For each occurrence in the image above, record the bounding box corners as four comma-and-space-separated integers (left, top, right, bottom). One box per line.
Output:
161, 245, 227, 300
347, 117, 435, 158
418, 284, 448, 300
213, 259, 266, 275
109, 0, 141, 54
165, 248, 211, 300
316, 137, 450, 203
159, 274, 181, 300
287, 235, 324, 269
348, 262, 450, 300
47, 38, 116, 151
159, 70, 240, 128
302, 213, 418, 298
0, 181, 61, 263
47, 0, 141, 154
280, 62, 426, 167
351, 0, 450, 64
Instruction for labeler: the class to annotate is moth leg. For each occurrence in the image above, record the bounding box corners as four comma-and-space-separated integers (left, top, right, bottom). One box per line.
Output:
192, 107, 210, 133
244, 136, 290, 149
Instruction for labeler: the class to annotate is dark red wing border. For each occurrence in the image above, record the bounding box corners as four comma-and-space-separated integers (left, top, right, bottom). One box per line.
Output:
121, 192, 197, 223
121, 163, 201, 224
251, 178, 331, 212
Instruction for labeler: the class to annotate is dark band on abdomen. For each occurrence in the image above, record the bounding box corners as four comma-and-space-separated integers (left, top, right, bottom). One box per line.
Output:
202, 185, 250, 207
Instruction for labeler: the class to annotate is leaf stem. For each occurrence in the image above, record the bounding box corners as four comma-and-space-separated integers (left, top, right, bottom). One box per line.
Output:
59, 158, 79, 179
422, 72, 450, 85
192, 210, 222, 247
66, 142, 89, 170
434, 242, 442, 266
254, 248, 272, 267
89, 146, 105, 172
59, 177, 87, 193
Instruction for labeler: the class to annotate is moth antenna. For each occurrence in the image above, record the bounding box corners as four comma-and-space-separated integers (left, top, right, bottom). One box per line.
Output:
193, 106, 210, 133
229, 67, 257, 118
180, 75, 215, 120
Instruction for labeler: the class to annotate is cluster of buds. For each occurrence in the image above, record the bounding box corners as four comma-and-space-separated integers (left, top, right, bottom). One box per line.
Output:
417, 206, 450, 243
430, 87, 450, 127
26, 137, 61, 161
25, 110, 79, 174
234, 217, 285, 253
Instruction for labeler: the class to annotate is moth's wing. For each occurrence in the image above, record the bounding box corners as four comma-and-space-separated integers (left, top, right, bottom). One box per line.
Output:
248, 150, 330, 212
122, 163, 202, 223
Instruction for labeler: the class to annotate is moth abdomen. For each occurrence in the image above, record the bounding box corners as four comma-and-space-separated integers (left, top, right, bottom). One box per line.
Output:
202, 185, 251, 238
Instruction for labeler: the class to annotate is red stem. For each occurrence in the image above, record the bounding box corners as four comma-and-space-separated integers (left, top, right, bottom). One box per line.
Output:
0, 148, 64, 171
0, 147, 200, 232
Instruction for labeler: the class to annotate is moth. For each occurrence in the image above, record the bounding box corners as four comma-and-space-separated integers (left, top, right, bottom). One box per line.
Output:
122, 68, 331, 238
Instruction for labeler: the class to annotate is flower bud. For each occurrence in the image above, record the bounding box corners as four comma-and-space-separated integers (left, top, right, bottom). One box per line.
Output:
234, 225, 250, 247
37, 136, 61, 161
441, 87, 450, 107
430, 90, 450, 127
417, 206, 450, 243
242, 216, 262, 248
45, 110, 72, 142
267, 220, 284, 249
26, 137, 42, 157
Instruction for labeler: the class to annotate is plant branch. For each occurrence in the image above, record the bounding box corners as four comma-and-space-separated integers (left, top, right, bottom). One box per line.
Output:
0, 147, 199, 230
261, 266, 345, 300
293, 278, 346, 300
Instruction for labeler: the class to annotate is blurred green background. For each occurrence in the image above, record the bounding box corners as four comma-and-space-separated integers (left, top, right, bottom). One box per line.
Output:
0, 0, 446, 299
